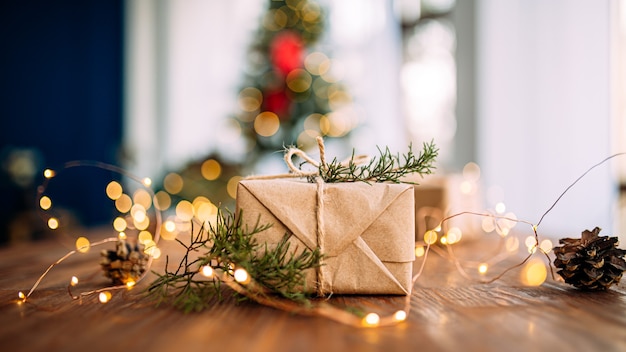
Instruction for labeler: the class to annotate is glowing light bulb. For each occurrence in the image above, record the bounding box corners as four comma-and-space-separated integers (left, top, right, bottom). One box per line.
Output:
201, 265, 214, 278
48, 217, 59, 230
415, 246, 425, 257
105, 181, 123, 200
142, 177, 152, 187
113, 217, 127, 232
478, 263, 488, 275
75, 237, 90, 253
521, 259, 547, 286
234, 268, 250, 284
495, 202, 506, 214
18, 291, 25, 301
424, 230, 438, 245
98, 291, 112, 304
540, 239, 554, 253
118, 232, 127, 240
70, 276, 79, 286
39, 196, 52, 210
43, 169, 55, 179
363, 313, 380, 327
393, 310, 407, 322
126, 280, 136, 288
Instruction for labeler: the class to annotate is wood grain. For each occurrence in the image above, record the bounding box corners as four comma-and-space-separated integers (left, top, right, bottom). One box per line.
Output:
1, 232, 625, 352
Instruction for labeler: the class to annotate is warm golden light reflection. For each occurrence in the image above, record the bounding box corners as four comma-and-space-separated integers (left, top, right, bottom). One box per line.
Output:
460, 180, 473, 195
201, 159, 222, 181
424, 230, 438, 245
540, 239, 554, 253
43, 169, 55, 179
393, 310, 407, 322
201, 265, 214, 278
118, 232, 127, 240
113, 217, 127, 232
363, 313, 380, 327
163, 173, 184, 195
415, 246, 425, 257
312, 78, 330, 99
234, 268, 250, 284
305, 52, 330, 75
506, 236, 520, 252
286, 69, 313, 93
164, 220, 176, 233
227, 176, 242, 199
75, 237, 90, 253
264, 8, 287, 31
521, 259, 547, 286
524, 236, 536, 249
48, 217, 59, 230
70, 276, 79, 286
238, 87, 263, 112
446, 227, 462, 244
131, 204, 147, 222
133, 189, 152, 209
462, 162, 481, 182
176, 200, 194, 222
320, 59, 344, 83
99, 291, 112, 304
478, 263, 489, 275
133, 215, 150, 231
328, 90, 351, 110
254, 111, 280, 137
39, 196, 52, 210
115, 194, 132, 213
154, 191, 172, 211
481, 217, 496, 233
142, 177, 152, 187
138, 231, 152, 245
105, 181, 123, 200
195, 202, 217, 224
161, 220, 178, 241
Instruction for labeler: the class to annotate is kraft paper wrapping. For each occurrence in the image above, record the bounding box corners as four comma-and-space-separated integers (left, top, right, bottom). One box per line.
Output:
236, 179, 415, 295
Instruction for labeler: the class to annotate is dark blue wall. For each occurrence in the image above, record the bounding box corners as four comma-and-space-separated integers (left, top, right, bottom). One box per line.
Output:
0, 0, 124, 243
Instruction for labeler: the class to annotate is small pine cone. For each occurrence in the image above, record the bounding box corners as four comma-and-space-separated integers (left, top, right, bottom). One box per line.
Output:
100, 238, 148, 285
553, 227, 626, 290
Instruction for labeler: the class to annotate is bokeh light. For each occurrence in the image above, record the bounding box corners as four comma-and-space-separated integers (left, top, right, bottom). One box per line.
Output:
254, 111, 280, 137
75, 236, 90, 253
163, 173, 184, 195
201, 159, 222, 181
521, 259, 547, 286
39, 196, 52, 210
115, 194, 132, 214
106, 181, 123, 200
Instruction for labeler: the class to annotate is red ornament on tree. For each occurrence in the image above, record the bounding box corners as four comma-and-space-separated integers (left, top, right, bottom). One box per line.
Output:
270, 31, 304, 75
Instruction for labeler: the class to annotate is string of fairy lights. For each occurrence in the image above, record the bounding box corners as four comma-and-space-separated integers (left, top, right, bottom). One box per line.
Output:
19, 148, 626, 328
15, 150, 578, 329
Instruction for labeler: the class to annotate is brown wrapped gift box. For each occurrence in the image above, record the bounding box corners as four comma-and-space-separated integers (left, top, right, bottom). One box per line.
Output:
236, 179, 415, 295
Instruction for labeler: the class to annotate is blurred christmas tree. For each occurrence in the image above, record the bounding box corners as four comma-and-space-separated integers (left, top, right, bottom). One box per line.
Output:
155, 0, 356, 217
235, 0, 355, 156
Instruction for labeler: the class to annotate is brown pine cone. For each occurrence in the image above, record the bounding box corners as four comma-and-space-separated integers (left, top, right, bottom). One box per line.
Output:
100, 238, 148, 285
553, 227, 626, 290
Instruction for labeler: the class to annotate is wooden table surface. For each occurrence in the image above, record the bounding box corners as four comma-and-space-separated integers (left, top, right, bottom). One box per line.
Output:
2, 230, 626, 352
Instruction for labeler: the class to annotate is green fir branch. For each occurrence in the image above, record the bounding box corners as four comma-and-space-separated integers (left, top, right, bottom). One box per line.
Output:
318, 140, 438, 184
146, 209, 322, 312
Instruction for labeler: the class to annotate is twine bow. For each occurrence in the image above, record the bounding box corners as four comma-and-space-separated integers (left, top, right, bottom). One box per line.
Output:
245, 136, 369, 182
245, 137, 369, 296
